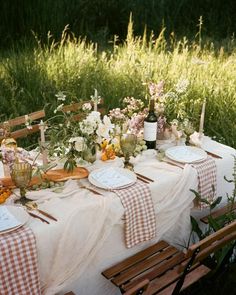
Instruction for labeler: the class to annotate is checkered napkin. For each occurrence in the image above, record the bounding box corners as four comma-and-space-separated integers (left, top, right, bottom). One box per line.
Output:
0, 226, 41, 295
192, 156, 217, 209
113, 181, 156, 248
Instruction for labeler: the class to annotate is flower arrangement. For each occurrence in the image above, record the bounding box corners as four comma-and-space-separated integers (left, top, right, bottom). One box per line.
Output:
47, 91, 116, 171
145, 78, 197, 143
46, 78, 197, 170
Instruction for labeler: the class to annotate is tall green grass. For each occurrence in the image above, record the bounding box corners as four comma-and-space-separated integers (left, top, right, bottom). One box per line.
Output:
0, 23, 235, 148
1, 0, 235, 47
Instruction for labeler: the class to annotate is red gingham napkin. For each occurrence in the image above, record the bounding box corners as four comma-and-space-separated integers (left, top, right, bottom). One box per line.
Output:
192, 156, 217, 209
113, 181, 156, 248
0, 226, 41, 295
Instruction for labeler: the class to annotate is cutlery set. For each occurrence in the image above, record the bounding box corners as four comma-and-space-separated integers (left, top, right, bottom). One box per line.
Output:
26, 202, 57, 224
135, 173, 154, 183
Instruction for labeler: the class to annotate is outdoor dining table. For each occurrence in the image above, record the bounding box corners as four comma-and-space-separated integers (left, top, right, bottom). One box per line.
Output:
0, 137, 235, 295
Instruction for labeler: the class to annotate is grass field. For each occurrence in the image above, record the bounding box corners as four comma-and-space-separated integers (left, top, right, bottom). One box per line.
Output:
0, 22, 235, 148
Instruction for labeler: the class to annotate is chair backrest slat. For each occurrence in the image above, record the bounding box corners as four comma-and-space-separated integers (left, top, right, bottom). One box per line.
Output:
61, 99, 105, 119
0, 110, 45, 140
186, 220, 236, 258
0, 110, 45, 129
179, 220, 236, 272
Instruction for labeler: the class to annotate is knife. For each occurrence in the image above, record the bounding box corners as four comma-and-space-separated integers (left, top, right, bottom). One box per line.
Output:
36, 209, 58, 222
206, 151, 222, 159
26, 203, 58, 222
79, 185, 103, 195
28, 211, 50, 224
135, 173, 154, 182
137, 176, 149, 183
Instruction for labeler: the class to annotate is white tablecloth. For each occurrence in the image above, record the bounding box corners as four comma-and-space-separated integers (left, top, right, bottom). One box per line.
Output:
0, 138, 235, 295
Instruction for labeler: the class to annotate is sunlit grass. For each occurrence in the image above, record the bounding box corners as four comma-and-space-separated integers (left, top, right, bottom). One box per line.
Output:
0, 23, 235, 148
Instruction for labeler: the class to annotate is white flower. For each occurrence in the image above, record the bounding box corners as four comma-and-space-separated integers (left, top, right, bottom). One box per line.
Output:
80, 121, 96, 135
103, 115, 114, 130
175, 79, 189, 94
82, 102, 92, 111
96, 123, 111, 141
54, 103, 64, 114
87, 111, 101, 123
69, 137, 84, 152
55, 92, 66, 101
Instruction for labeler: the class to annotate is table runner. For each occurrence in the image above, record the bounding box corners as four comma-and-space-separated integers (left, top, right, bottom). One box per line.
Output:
113, 180, 156, 248
0, 226, 41, 295
192, 156, 217, 209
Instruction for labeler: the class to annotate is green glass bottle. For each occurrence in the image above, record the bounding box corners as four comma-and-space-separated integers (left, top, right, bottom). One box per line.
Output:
143, 99, 157, 149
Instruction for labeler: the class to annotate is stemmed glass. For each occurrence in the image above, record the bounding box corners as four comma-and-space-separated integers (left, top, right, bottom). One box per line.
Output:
11, 162, 32, 205
120, 133, 137, 170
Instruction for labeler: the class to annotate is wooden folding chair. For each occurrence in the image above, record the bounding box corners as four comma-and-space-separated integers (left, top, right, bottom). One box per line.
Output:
61, 99, 105, 122
102, 220, 236, 295
201, 202, 236, 224
0, 110, 45, 141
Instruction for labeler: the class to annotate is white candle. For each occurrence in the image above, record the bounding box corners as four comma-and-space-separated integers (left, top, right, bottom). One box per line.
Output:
39, 120, 48, 166
199, 98, 206, 139
93, 89, 98, 111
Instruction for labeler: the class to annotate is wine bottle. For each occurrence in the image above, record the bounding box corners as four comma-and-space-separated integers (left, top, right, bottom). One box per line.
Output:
144, 99, 157, 149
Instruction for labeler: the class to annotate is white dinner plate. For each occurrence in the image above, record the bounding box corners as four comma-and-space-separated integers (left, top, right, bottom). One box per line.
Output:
165, 146, 207, 163
0, 205, 29, 234
88, 167, 137, 190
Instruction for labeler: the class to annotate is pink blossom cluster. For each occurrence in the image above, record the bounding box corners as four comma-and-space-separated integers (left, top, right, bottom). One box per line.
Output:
1, 147, 16, 171
108, 108, 126, 122
128, 110, 148, 135
148, 81, 164, 100
123, 97, 144, 117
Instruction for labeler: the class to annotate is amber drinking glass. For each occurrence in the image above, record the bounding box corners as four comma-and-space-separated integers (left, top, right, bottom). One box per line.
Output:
120, 134, 137, 170
11, 162, 32, 205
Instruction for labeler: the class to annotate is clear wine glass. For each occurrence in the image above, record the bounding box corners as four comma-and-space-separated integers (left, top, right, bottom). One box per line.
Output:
11, 162, 32, 205
120, 133, 137, 170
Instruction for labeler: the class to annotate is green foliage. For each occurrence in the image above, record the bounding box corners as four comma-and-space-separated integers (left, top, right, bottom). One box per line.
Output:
191, 156, 236, 272
0, 24, 236, 148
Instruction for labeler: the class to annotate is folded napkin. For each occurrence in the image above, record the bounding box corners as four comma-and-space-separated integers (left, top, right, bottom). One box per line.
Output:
192, 157, 217, 209
113, 181, 156, 248
0, 226, 41, 295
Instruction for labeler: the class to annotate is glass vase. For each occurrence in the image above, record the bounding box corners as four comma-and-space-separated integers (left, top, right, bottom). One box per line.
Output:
82, 143, 97, 163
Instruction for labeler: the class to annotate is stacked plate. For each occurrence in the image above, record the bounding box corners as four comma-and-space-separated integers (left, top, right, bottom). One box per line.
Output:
0, 206, 29, 234
165, 146, 207, 164
89, 167, 136, 190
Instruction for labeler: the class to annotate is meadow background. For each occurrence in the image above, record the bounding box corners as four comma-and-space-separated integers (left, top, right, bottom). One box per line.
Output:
0, 0, 235, 148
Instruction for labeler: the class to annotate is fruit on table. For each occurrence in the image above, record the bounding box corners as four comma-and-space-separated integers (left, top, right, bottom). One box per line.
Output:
30, 180, 65, 191
0, 187, 12, 204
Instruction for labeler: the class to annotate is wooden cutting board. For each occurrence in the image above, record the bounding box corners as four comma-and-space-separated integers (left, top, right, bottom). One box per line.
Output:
0, 167, 89, 187
44, 167, 89, 181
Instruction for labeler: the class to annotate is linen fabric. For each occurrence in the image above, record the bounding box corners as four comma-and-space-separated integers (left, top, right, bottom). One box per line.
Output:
113, 181, 156, 248
192, 157, 217, 209
0, 226, 41, 295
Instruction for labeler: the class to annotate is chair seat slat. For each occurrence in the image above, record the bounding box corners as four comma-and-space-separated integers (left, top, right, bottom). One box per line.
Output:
112, 246, 179, 286
102, 240, 169, 279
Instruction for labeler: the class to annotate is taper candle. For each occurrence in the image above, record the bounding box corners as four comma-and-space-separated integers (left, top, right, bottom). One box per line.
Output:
199, 98, 206, 138
93, 89, 98, 111
39, 120, 48, 166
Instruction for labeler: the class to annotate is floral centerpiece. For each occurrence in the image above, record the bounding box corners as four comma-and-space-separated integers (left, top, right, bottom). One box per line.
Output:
47, 91, 116, 171
146, 78, 197, 144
